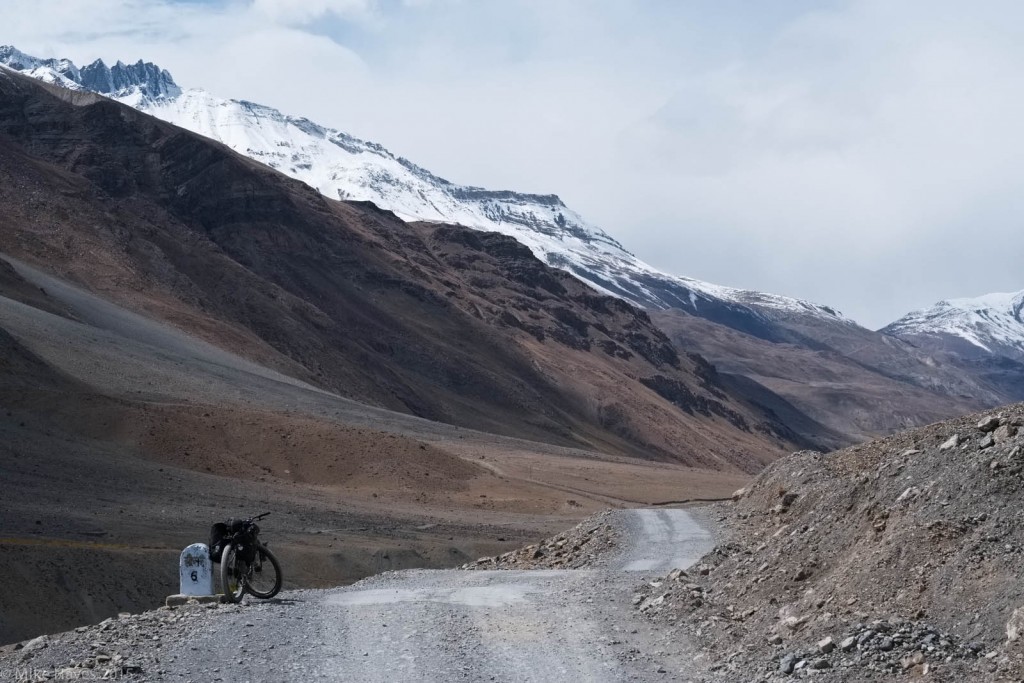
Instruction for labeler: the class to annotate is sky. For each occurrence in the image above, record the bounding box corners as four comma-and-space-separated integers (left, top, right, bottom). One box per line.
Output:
3, 0, 1024, 328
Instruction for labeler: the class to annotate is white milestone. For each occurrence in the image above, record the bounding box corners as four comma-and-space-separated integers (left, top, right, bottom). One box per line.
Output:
179, 543, 215, 596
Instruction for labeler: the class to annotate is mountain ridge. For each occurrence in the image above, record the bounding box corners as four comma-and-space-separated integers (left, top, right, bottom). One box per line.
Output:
4, 46, 1018, 445
0, 45, 848, 330
0, 64, 800, 468
880, 289, 1024, 401
0, 46, 179, 101
883, 289, 1024, 361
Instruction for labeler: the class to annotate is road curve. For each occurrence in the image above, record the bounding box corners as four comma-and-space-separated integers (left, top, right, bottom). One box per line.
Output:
616, 508, 714, 572
154, 508, 714, 682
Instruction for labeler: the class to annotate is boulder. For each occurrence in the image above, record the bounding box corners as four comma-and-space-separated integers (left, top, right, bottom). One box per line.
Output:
21, 635, 48, 652
978, 416, 1001, 433
994, 424, 1018, 443
901, 652, 925, 669
1007, 606, 1024, 643
781, 615, 807, 631
779, 653, 798, 674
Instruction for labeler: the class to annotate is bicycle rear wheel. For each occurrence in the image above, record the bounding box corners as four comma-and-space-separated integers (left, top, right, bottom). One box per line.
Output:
246, 543, 283, 599
220, 544, 246, 603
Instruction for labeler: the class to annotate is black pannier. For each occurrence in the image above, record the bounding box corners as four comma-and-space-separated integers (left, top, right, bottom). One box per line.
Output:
208, 522, 228, 563
210, 519, 258, 563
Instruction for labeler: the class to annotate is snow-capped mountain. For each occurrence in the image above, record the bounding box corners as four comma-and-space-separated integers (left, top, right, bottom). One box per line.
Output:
0, 46, 179, 101
883, 290, 1024, 362
0, 46, 848, 336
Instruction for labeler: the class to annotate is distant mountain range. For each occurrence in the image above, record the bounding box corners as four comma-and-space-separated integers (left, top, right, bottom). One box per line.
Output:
884, 290, 1024, 362
2, 45, 1021, 443
881, 291, 1024, 402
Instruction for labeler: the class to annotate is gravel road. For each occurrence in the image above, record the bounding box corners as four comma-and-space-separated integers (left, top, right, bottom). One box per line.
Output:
617, 509, 714, 572
5, 509, 712, 682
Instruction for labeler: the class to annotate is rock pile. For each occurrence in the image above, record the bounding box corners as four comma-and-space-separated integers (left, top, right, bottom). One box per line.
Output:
3, 600, 246, 680
461, 511, 620, 570
635, 403, 1024, 681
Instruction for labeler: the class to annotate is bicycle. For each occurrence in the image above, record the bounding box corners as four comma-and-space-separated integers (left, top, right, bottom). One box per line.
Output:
212, 511, 283, 603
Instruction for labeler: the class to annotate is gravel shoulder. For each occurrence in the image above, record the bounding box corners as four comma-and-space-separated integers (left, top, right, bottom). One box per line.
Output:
0, 509, 714, 681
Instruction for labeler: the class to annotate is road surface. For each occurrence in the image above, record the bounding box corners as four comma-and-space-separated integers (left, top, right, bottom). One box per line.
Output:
154, 508, 713, 682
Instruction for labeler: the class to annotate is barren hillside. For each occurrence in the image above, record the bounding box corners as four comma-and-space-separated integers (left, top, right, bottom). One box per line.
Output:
0, 67, 797, 468
635, 403, 1024, 681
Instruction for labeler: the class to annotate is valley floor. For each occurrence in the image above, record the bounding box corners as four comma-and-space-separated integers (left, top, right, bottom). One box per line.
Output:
0, 257, 747, 644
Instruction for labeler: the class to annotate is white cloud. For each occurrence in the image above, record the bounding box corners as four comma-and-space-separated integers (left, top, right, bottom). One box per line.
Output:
2, 0, 1024, 327
250, 0, 373, 24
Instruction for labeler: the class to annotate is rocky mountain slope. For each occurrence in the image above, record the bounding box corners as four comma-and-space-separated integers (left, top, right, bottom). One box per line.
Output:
653, 307, 997, 445
4, 46, 1015, 447
0, 46, 849, 329
0, 65, 801, 469
635, 402, 1024, 681
0, 240, 754, 645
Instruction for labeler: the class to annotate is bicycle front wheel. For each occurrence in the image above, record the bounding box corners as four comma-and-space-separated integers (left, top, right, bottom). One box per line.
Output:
246, 543, 283, 599
220, 544, 246, 603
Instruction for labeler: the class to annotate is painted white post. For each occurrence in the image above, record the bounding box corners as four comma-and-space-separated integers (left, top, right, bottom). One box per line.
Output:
179, 543, 215, 596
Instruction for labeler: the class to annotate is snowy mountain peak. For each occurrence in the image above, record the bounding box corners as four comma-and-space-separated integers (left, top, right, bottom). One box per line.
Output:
883, 289, 1024, 360
0, 45, 40, 70
0, 48, 180, 101
78, 57, 180, 101
0, 45, 81, 85
2, 46, 848, 332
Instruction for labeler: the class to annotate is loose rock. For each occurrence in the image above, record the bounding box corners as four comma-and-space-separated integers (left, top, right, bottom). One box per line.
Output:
940, 434, 960, 450
978, 416, 1001, 432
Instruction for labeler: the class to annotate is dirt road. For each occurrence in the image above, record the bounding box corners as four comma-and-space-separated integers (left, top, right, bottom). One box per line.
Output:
152, 508, 712, 682
1, 509, 712, 680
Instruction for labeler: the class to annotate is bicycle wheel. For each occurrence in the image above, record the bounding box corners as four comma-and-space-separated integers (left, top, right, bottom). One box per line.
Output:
220, 543, 246, 603
246, 543, 283, 599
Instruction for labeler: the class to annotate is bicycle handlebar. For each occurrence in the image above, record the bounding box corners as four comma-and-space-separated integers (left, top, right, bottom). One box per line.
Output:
252, 511, 271, 522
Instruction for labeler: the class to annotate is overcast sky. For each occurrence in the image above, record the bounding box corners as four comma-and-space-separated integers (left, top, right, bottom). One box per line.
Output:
4, 0, 1024, 328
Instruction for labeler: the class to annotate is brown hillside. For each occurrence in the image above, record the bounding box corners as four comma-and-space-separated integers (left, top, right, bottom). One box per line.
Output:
0, 67, 794, 469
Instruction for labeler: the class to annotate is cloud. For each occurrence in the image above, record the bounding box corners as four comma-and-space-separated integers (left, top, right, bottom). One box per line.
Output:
3, 0, 1024, 327
600, 0, 1024, 326
250, 0, 374, 24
